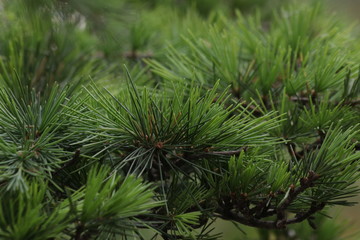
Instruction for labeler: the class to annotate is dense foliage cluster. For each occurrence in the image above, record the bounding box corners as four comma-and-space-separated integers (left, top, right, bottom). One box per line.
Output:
0, 0, 359, 239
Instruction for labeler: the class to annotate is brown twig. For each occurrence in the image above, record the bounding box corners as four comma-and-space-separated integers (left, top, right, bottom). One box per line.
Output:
286, 202, 326, 225
275, 171, 320, 227
52, 148, 81, 178
216, 170, 322, 229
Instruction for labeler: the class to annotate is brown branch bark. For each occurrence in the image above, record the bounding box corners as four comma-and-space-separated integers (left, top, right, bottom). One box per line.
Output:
216, 170, 322, 230
275, 170, 320, 227
286, 202, 326, 224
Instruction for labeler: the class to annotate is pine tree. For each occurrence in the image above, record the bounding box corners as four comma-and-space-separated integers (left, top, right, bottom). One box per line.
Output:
0, 0, 360, 239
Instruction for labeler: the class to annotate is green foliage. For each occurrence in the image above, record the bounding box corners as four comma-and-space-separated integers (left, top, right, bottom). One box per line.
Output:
0, 183, 68, 240
70, 165, 161, 239
299, 126, 360, 205
0, 86, 72, 192
74, 79, 279, 177
0, 165, 161, 240
0, 0, 360, 239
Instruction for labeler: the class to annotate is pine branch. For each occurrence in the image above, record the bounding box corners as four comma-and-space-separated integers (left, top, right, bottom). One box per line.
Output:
275, 171, 321, 228
215, 171, 323, 229
286, 202, 326, 225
